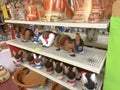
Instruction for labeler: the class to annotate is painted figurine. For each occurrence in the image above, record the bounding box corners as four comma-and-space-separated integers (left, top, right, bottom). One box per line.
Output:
26, 54, 35, 67
33, 29, 41, 44
39, 31, 55, 47
54, 33, 84, 57
33, 53, 43, 69
12, 50, 23, 68
65, 66, 77, 86
81, 72, 97, 90
25, 0, 38, 21
45, 59, 54, 74
42, 0, 73, 22
53, 61, 64, 79
72, 0, 104, 23
20, 28, 34, 42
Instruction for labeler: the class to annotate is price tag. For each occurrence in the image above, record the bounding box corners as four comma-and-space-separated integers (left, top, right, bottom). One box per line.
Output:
34, 48, 41, 51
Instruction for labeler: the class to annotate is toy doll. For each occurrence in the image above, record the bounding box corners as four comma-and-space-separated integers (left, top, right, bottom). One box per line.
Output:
65, 66, 77, 86
26, 54, 35, 67
33, 53, 43, 69
12, 50, 23, 68
45, 59, 54, 74
39, 31, 55, 47
81, 72, 97, 90
53, 61, 64, 79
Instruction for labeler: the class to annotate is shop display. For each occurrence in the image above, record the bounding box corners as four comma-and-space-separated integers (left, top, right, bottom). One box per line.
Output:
6, 0, 114, 23
4, 0, 109, 89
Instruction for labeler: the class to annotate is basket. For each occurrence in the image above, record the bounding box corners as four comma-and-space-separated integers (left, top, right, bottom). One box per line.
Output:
0, 65, 10, 84
13, 66, 47, 90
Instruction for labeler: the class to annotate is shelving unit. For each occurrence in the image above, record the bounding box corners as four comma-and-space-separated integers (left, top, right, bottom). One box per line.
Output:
5, 19, 109, 90
7, 39, 106, 74
22, 63, 103, 90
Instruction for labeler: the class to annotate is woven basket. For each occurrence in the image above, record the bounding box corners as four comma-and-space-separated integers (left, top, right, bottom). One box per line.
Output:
13, 66, 47, 90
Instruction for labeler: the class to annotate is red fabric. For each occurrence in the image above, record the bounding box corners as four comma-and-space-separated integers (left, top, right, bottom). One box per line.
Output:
8, 45, 21, 57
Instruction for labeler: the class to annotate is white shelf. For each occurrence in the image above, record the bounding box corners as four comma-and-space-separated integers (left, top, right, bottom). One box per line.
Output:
5, 19, 109, 29
7, 39, 106, 74
22, 63, 103, 90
